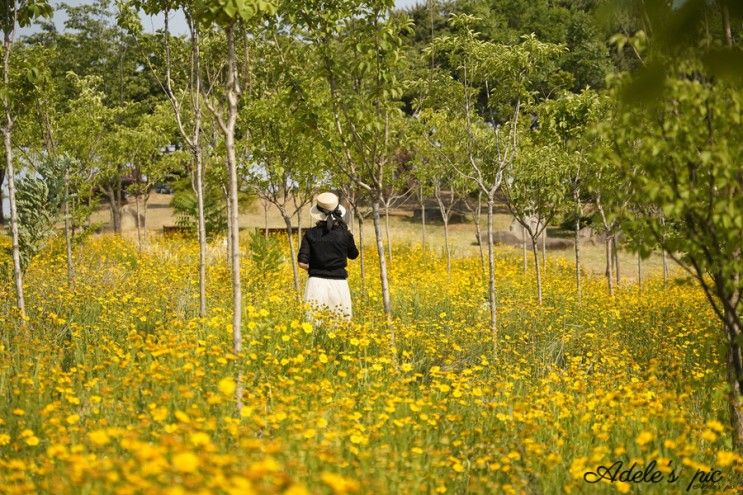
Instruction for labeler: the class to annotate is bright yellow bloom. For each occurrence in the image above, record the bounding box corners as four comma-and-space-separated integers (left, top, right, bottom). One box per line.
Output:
172, 451, 199, 473
87, 430, 110, 446
218, 377, 237, 396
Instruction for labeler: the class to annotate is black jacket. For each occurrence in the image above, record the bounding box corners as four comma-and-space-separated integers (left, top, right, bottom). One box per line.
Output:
298, 224, 359, 279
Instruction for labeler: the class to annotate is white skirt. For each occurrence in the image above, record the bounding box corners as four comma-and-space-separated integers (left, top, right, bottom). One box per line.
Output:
304, 276, 353, 320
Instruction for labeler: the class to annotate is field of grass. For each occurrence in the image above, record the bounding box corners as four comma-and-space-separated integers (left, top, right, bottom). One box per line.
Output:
1, 229, 741, 494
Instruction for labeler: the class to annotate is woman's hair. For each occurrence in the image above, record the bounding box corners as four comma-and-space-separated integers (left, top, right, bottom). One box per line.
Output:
316, 206, 347, 232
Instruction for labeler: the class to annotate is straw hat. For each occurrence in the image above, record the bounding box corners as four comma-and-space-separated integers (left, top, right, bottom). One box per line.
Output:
310, 192, 346, 222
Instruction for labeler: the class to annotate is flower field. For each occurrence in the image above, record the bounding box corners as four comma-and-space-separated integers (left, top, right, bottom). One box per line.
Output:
1, 235, 741, 494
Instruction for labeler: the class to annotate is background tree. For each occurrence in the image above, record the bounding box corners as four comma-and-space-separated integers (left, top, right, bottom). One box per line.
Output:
608, 67, 743, 449
120, 0, 212, 317
430, 13, 566, 355
502, 139, 568, 305
537, 90, 607, 301
1, 0, 52, 317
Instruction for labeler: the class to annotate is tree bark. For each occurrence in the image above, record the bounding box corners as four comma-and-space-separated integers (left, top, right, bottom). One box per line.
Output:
612, 236, 620, 286
372, 198, 395, 355
522, 224, 527, 273
296, 205, 303, 245
420, 185, 426, 250
662, 249, 669, 288
487, 198, 497, 358
63, 167, 74, 287
605, 236, 615, 296
3, 24, 23, 316
107, 186, 122, 234
532, 236, 542, 305
473, 195, 484, 278
723, 306, 743, 451
283, 213, 301, 294
225, 25, 243, 413
720, 1, 733, 47
263, 199, 269, 237
384, 204, 392, 264
135, 194, 142, 252
574, 189, 581, 302
0, 168, 5, 224
194, 151, 207, 317
358, 213, 366, 296
637, 252, 642, 291
541, 227, 547, 276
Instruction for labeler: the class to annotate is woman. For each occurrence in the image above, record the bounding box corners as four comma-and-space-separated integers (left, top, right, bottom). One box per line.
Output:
298, 192, 359, 320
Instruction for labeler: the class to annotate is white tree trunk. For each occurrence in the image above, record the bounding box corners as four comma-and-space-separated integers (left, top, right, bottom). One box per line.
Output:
372, 199, 395, 354
605, 236, 615, 296
135, 194, 142, 252
224, 26, 243, 412
64, 168, 74, 288
358, 213, 366, 295
574, 193, 581, 302
541, 227, 547, 276
384, 204, 392, 264
662, 249, 669, 288
283, 213, 301, 294
612, 236, 620, 286
486, 198, 497, 358
522, 224, 527, 273
637, 252, 642, 292
194, 151, 207, 317
532, 236, 542, 305
4, 123, 23, 315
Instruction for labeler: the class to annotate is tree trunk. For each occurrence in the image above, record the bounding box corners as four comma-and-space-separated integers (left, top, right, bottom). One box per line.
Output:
296, 206, 303, 245
3, 24, 24, 318
662, 249, 669, 288
108, 187, 122, 234
135, 194, 142, 252
605, 236, 615, 296
372, 199, 395, 355
225, 25, 243, 413
63, 168, 74, 288
637, 252, 642, 291
522, 224, 527, 273
473, 196, 485, 278
574, 194, 581, 302
612, 236, 620, 286
358, 213, 366, 296
443, 218, 451, 274
720, 2, 733, 47
722, 305, 743, 451
532, 236, 542, 305
193, 151, 207, 317
263, 199, 268, 237
541, 227, 547, 276
486, 198, 497, 358
384, 204, 392, 264
420, 186, 426, 250
434, 187, 452, 274
3, 117, 23, 317
283, 213, 301, 294
0, 168, 5, 224
225, 190, 233, 266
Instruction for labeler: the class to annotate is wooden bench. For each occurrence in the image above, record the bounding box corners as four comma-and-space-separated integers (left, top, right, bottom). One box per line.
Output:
261, 227, 297, 236
162, 225, 190, 237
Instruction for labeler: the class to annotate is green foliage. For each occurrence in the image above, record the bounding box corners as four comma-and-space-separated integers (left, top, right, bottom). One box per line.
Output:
13, 158, 65, 271
170, 177, 227, 240
247, 228, 282, 276
608, 68, 742, 309
502, 135, 570, 237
